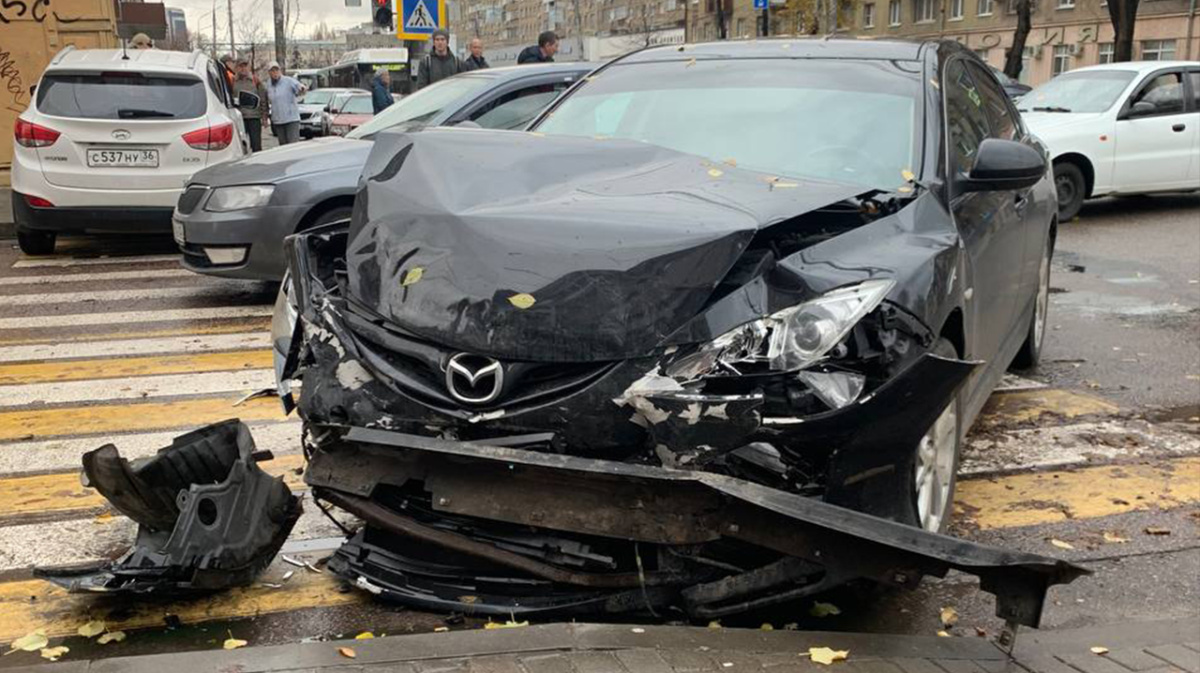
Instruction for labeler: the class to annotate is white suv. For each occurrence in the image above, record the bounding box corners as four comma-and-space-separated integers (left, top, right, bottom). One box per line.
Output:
11, 47, 252, 254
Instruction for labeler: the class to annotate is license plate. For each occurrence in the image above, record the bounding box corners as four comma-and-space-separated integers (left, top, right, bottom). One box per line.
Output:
173, 218, 186, 246
87, 148, 159, 168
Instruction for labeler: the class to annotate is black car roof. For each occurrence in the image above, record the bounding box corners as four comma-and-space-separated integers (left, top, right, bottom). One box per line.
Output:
619, 38, 935, 63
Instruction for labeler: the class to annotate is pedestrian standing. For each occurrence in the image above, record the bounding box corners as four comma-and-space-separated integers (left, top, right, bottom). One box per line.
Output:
372, 69, 394, 114
517, 31, 558, 64
461, 38, 489, 71
220, 54, 237, 91
416, 29, 461, 89
234, 59, 269, 152
266, 62, 306, 146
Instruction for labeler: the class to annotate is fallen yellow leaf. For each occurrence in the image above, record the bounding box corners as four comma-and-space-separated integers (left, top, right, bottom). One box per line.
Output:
937, 631, 952, 638
483, 620, 529, 630
708, 620, 722, 629
77, 621, 106, 638
508, 293, 536, 310
338, 647, 356, 659
809, 647, 849, 665
355, 632, 375, 640
1103, 532, 1129, 544
434, 627, 450, 633
1091, 647, 1110, 655
222, 637, 247, 650
760, 623, 774, 631
1050, 539, 1075, 550
940, 606, 959, 627
94, 512, 114, 524
401, 268, 424, 286
40, 646, 69, 662
97, 631, 126, 645
810, 602, 842, 618
8, 631, 48, 652
708, 168, 724, 178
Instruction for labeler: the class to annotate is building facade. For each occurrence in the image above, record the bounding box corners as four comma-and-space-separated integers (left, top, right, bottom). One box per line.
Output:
450, 0, 1196, 85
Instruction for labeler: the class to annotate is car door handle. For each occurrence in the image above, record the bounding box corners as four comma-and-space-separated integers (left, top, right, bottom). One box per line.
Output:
1173, 124, 1186, 132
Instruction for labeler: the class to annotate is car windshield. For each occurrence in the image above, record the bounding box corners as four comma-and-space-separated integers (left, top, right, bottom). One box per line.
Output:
36, 72, 207, 120
1017, 70, 1137, 113
347, 75, 495, 139
339, 95, 374, 114
535, 58, 923, 191
302, 90, 339, 106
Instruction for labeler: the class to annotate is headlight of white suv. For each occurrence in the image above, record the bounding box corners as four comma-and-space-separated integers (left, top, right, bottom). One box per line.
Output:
665, 279, 895, 379
205, 185, 274, 212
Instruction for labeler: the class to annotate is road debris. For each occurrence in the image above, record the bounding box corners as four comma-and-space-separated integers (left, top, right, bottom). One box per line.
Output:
1144, 527, 1171, 535
223, 632, 248, 650
808, 647, 850, 665
811, 603, 842, 618
97, 631, 126, 645
77, 620, 106, 638
338, 647, 357, 658
940, 607, 959, 627
6, 631, 48, 653
1091, 647, 1110, 655
40, 646, 69, 662
1050, 539, 1076, 550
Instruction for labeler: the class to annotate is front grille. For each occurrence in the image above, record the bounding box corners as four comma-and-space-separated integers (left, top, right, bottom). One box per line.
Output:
176, 186, 208, 215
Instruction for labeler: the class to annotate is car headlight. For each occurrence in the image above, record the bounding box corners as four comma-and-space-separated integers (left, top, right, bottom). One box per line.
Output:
205, 185, 274, 212
666, 279, 895, 379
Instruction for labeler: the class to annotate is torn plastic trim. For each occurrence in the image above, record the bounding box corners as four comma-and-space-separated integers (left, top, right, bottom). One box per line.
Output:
309, 421, 1088, 628
35, 420, 302, 594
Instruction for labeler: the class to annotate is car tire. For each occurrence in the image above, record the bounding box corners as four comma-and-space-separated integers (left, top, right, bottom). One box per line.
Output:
1011, 233, 1052, 371
1054, 162, 1085, 221
899, 337, 963, 533
17, 228, 56, 255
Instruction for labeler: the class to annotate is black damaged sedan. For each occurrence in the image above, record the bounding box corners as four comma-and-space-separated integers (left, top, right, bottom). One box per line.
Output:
273, 39, 1078, 622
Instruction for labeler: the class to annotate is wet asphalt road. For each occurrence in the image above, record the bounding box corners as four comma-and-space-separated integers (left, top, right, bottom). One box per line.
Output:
0, 193, 1195, 666
1040, 193, 1200, 416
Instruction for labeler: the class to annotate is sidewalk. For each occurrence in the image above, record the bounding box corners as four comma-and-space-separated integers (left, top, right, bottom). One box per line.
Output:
17, 618, 1198, 673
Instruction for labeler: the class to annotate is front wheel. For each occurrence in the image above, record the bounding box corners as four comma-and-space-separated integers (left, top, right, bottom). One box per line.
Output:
1011, 233, 1052, 370
17, 228, 56, 255
1054, 162, 1086, 221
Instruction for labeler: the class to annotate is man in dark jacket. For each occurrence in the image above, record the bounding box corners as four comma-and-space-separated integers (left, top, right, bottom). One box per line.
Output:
517, 31, 558, 64
416, 29, 461, 89
461, 38, 489, 71
371, 69, 394, 114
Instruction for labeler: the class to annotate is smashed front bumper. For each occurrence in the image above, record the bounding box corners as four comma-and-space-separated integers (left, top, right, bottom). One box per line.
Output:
306, 426, 1088, 625
36, 420, 302, 594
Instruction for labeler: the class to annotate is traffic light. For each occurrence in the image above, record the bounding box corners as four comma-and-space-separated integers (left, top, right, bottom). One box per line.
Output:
373, 0, 393, 30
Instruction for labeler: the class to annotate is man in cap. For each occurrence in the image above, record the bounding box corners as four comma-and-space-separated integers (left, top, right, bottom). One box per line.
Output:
517, 31, 558, 64
234, 58, 269, 152
416, 29, 461, 89
461, 38, 489, 71
265, 61, 307, 145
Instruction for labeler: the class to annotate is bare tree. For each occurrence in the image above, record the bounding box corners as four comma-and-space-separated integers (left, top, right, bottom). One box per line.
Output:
1003, 0, 1031, 79
1106, 0, 1138, 62
625, 1, 657, 49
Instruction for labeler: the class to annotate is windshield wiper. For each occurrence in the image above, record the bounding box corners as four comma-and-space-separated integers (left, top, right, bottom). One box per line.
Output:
117, 108, 176, 118
1031, 106, 1071, 113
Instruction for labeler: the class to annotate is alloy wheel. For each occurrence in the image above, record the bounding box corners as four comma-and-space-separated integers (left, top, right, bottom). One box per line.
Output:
915, 400, 958, 532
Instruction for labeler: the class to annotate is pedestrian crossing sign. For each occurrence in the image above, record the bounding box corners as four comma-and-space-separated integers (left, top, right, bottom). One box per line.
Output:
397, 0, 445, 40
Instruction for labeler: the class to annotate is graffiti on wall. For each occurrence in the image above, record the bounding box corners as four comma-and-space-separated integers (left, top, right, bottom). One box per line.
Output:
1, 0, 52, 23
0, 47, 30, 115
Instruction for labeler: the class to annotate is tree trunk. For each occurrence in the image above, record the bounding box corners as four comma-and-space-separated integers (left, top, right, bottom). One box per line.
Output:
1107, 0, 1138, 62
1003, 0, 1031, 79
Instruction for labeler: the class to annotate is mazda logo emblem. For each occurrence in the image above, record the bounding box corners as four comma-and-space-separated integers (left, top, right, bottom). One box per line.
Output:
111, 129, 131, 140
445, 353, 504, 405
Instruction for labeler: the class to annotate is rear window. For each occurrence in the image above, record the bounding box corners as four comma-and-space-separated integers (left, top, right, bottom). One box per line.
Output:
36, 72, 208, 120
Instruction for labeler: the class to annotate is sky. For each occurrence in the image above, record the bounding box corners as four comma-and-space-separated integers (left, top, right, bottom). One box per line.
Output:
177, 0, 378, 43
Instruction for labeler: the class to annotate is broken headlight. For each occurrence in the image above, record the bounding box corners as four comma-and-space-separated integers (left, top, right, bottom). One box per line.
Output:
667, 279, 895, 379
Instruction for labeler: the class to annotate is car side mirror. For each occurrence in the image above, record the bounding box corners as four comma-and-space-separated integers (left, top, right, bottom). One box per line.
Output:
961, 138, 1046, 192
1122, 100, 1157, 119
238, 90, 261, 109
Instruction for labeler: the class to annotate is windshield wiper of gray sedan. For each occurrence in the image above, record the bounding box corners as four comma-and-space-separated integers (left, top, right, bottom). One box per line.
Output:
117, 108, 176, 118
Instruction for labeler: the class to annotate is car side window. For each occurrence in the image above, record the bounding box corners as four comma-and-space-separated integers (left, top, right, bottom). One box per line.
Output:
470, 82, 571, 130
207, 63, 233, 108
944, 60, 991, 177
1190, 72, 1200, 110
1130, 72, 1185, 116
967, 62, 1018, 141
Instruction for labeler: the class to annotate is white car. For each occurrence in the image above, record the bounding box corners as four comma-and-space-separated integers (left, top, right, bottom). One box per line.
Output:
1018, 61, 1200, 221
11, 47, 254, 254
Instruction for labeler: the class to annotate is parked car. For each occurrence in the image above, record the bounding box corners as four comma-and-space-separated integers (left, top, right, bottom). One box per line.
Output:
174, 63, 594, 279
11, 46, 255, 254
1018, 61, 1200, 220
327, 94, 376, 136
989, 65, 1032, 100
273, 40, 1071, 619
298, 87, 365, 138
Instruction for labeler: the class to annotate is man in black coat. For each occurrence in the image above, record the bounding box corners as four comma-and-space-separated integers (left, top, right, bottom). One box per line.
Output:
517, 31, 558, 64
461, 38, 489, 71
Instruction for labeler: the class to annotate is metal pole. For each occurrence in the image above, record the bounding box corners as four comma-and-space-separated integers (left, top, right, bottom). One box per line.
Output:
273, 0, 287, 68
212, 0, 218, 58
1186, 0, 1197, 59
228, 0, 236, 56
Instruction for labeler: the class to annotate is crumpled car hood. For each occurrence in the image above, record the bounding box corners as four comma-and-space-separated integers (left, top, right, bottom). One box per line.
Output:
192, 137, 373, 187
349, 129, 866, 362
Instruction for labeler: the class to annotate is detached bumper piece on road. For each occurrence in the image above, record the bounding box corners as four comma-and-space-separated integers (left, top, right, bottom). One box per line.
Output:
308, 428, 1087, 626
35, 420, 302, 593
